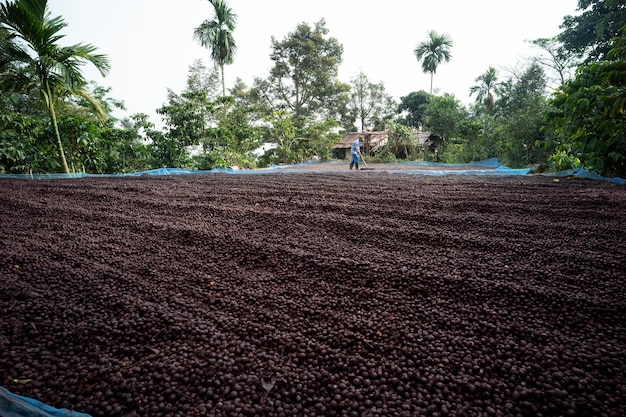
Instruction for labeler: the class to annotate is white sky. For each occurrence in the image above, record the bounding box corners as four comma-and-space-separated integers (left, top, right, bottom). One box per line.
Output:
49, 0, 579, 125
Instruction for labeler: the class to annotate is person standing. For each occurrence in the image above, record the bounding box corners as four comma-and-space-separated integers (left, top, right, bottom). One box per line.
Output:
350, 137, 360, 170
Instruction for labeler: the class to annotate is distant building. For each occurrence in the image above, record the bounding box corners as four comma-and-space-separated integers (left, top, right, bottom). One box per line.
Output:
333, 131, 436, 159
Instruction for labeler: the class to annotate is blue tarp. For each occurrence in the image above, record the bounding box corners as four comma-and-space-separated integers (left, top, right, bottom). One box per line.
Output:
0, 158, 623, 183
0, 386, 91, 417
545, 167, 626, 184
265, 158, 530, 176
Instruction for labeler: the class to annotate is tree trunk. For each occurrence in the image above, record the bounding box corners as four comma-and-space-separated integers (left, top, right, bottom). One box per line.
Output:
46, 87, 70, 173
430, 72, 434, 95
220, 64, 226, 97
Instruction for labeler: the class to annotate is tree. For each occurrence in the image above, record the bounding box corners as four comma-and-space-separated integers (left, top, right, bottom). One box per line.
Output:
194, 0, 237, 97
348, 71, 396, 131
197, 95, 263, 169
424, 94, 465, 156
493, 62, 549, 168
397, 91, 430, 129
265, 110, 297, 165
186, 59, 221, 95
546, 27, 626, 177
414, 30, 453, 95
153, 63, 217, 167
386, 122, 415, 159
154, 62, 263, 170
470, 67, 499, 114
0, 0, 110, 173
469, 67, 499, 148
529, 37, 580, 86
253, 20, 349, 123
559, 0, 626, 62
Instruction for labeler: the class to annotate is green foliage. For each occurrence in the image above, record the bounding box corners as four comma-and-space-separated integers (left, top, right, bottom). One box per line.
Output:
152, 62, 264, 170
301, 118, 340, 161
193, 97, 264, 169
148, 130, 193, 169
545, 25, 626, 177
424, 94, 466, 149
262, 110, 297, 165
0, 0, 110, 173
397, 91, 430, 129
158, 90, 214, 146
490, 63, 550, 168
454, 116, 488, 163
438, 138, 465, 163
559, 0, 626, 62
470, 67, 499, 114
55, 114, 151, 174
348, 71, 397, 131
7, 0, 621, 176
547, 146, 582, 172
212, 96, 263, 153
547, 60, 626, 177
414, 31, 453, 95
193, 148, 257, 170
368, 149, 398, 163
0, 111, 52, 173
194, 0, 237, 96
253, 20, 349, 122
259, 111, 339, 166
386, 122, 416, 159
153, 64, 217, 168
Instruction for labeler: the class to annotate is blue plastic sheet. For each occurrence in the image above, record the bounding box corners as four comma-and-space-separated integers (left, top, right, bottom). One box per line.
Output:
0, 158, 623, 183
545, 167, 626, 184
265, 158, 530, 176
0, 386, 91, 417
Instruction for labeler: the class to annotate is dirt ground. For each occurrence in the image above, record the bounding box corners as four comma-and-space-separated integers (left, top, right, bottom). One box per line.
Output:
0, 172, 625, 417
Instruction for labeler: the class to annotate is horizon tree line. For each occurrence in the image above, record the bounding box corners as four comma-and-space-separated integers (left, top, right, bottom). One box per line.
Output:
1, 0, 624, 177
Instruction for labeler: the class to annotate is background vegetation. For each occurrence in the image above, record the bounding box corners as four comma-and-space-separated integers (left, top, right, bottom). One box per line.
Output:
1, 0, 624, 177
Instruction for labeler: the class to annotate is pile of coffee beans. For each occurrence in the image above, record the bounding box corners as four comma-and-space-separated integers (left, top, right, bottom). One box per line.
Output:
1, 174, 624, 416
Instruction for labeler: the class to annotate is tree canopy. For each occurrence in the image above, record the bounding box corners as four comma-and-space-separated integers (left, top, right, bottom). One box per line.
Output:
348, 71, 396, 132
397, 91, 430, 129
470, 67, 499, 114
253, 19, 348, 123
559, 0, 626, 62
194, 0, 237, 96
2, 1, 624, 177
414, 30, 453, 95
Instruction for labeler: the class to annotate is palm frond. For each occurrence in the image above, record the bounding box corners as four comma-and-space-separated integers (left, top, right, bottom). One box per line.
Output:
73, 89, 108, 122
0, 33, 33, 68
194, 0, 237, 63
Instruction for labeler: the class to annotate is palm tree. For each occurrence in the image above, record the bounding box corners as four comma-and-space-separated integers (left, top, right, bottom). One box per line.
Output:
470, 67, 499, 145
194, 0, 237, 97
0, 0, 110, 173
469, 67, 499, 114
414, 30, 453, 95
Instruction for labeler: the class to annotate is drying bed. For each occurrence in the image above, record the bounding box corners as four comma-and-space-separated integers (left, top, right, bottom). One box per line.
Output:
0, 173, 624, 417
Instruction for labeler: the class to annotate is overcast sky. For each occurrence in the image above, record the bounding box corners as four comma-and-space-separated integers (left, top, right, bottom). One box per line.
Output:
49, 0, 580, 125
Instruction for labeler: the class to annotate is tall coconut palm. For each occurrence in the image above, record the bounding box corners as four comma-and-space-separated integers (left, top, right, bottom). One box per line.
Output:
414, 30, 453, 95
470, 67, 499, 113
470, 67, 499, 142
0, 0, 110, 173
194, 0, 237, 97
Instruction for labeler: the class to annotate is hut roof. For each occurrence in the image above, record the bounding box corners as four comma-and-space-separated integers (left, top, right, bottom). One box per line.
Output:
334, 131, 434, 151
333, 131, 389, 150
